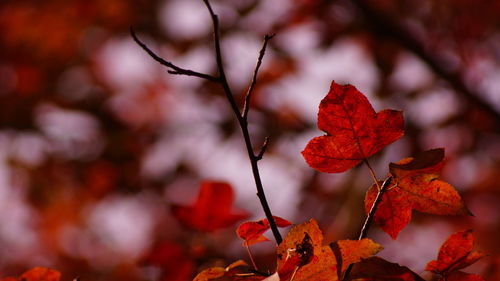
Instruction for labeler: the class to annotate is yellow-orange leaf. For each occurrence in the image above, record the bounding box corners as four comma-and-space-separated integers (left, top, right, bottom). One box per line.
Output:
335, 239, 383, 273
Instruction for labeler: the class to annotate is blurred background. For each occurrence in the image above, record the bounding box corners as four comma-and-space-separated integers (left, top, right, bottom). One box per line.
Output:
1, 0, 499, 280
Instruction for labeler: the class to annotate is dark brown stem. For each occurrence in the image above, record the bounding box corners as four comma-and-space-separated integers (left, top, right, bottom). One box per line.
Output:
358, 176, 392, 240
202, 0, 282, 245
203, 0, 283, 244
132, 1, 282, 245
130, 27, 219, 82
341, 176, 393, 281
242, 34, 275, 120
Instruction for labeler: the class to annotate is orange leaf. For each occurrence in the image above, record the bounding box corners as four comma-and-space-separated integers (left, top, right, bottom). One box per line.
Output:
237, 216, 292, 246
276, 219, 338, 281
426, 230, 486, 275
171, 181, 249, 232
365, 149, 471, 239
389, 149, 471, 216
349, 257, 425, 281
335, 238, 383, 273
302, 81, 404, 173
194, 260, 268, 281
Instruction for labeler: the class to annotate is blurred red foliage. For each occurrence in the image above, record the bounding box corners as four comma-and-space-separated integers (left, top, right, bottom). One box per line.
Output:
1, 0, 499, 280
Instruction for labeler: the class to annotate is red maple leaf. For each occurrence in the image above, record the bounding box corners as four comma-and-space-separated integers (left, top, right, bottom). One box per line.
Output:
237, 216, 292, 246
171, 181, 249, 232
302, 81, 404, 173
426, 230, 486, 281
365, 149, 471, 239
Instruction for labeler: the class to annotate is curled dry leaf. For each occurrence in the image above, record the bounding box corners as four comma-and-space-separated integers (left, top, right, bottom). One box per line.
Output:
237, 216, 292, 246
276, 219, 338, 281
171, 181, 249, 232
365, 149, 471, 239
426, 230, 486, 280
302, 81, 404, 173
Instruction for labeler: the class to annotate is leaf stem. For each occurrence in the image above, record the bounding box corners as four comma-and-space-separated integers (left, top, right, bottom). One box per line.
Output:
363, 159, 380, 190
341, 176, 393, 281
245, 244, 258, 270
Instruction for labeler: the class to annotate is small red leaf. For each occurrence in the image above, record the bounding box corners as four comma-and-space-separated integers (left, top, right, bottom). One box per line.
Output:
426, 230, 486, 275
171, 181, 249, 232
237, 216, 292, 246
302, 81, 404, 173
365, 182, 412, 239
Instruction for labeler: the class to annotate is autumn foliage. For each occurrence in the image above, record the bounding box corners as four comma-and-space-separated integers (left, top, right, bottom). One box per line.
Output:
190, 82, 485, 280
2, 0, 497, 280
302, 81, 404, 173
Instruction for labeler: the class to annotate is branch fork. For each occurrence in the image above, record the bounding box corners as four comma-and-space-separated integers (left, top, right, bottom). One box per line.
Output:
131, 0, 282, 244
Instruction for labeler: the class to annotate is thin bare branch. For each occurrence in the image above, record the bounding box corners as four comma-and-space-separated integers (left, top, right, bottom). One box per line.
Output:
341, 176, 393, 281
202, 0, 243, 120
202, 0, 283, 244
242, 34, 275, 120
130, 27, 219, 82
255, 137, 270, 161
133, 0, 282, 245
